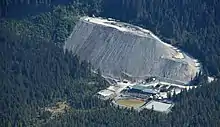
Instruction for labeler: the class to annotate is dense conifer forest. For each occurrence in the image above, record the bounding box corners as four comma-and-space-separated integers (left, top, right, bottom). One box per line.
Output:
1, 0, 220, 127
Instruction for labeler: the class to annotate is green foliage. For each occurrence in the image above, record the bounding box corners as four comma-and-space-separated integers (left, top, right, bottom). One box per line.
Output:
42, 81, 220, 127
39, 111, 52, 120
101, 0, 220, 76
0, 5, 107, 126
1, 0, 220, 127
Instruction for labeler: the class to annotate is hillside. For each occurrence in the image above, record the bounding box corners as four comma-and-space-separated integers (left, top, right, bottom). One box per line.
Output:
0, 6, 108, 127
1, 0, 220, 127
64, 17, 200, 84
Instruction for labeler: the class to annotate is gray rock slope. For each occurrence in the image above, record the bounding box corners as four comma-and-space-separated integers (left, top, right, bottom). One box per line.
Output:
64, 17, 200, 84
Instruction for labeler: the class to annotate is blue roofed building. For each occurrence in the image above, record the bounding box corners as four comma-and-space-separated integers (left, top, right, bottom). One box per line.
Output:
128, 84, 159, 95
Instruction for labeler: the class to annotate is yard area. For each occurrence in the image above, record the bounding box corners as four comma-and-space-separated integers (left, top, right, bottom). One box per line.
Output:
116, 99, 145, 108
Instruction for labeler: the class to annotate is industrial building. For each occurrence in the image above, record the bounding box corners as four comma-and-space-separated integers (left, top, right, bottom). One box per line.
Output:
128, 84, 159, 95
96, 77, 190, 113
145, 100, 174, 113
97, 89, 115, 100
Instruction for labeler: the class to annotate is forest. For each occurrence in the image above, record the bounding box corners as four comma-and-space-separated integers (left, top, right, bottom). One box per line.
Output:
0, 0, 220, 127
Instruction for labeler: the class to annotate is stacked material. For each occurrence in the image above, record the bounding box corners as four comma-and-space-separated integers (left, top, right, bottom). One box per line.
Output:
64, 17, 201, 84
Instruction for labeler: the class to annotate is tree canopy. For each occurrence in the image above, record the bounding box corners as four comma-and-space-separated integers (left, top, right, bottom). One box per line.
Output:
1, 0, 220, 127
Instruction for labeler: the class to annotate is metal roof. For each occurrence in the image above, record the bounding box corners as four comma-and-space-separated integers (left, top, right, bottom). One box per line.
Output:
98, 90, 114, 97
145, 101, 174, 113
142, 89, 158, 94
131, 84, 151, 90
131, 85, 158, 94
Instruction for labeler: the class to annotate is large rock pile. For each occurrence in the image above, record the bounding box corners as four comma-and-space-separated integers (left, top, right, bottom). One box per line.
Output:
64, 17, 201, 84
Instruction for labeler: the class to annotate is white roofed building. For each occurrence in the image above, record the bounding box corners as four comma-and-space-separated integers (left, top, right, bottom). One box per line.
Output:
97, 89, 115, 100
145, 100, 174, 113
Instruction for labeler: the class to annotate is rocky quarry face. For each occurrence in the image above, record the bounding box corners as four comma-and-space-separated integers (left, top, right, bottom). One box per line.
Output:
64, 17, 201, 84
